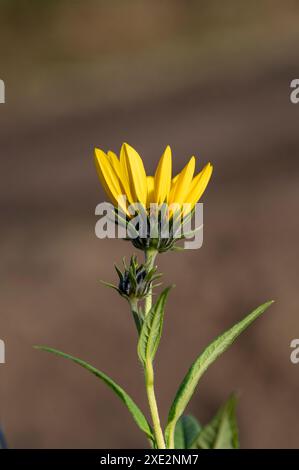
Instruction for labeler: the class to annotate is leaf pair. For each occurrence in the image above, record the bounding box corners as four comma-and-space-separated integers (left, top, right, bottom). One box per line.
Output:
36, 297, 273, 449
174, 394, 238, 449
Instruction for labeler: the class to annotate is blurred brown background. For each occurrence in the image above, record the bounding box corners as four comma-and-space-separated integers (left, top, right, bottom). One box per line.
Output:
1, 0, 299, 449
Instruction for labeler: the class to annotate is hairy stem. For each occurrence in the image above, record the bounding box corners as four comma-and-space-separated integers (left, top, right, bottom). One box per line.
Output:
144, 248, 157, 316
166, 424, 175, 449
145, 359, 166, 449
143, 248, 165, 448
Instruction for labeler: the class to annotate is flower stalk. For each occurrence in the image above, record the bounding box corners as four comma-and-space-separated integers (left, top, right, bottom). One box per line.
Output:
144, 248, 158, 316
142, 247, 166, 448
145, 357, 166, 449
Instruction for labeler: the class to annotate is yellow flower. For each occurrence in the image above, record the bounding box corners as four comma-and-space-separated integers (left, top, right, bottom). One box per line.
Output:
94, 143, 213, 216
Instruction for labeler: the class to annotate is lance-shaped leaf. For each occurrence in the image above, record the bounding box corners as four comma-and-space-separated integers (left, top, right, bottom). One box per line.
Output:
165, 300, 274, 448
174, 415, 201, 449
138, 287, 171, 365
192, 394, 239, 449
35, 346, 153, 441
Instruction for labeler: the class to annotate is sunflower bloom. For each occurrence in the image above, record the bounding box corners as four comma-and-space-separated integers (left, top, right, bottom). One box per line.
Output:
94, 142, 213, 217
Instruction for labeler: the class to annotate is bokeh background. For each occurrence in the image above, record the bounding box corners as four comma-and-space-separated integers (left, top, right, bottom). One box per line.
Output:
1, 0, 299, 449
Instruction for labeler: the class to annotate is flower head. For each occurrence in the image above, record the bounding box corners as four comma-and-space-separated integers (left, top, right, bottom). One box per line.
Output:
94, 143, 213, 251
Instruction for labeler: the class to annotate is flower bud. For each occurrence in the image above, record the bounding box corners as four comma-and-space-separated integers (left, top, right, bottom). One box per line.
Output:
115, 256, 159, 300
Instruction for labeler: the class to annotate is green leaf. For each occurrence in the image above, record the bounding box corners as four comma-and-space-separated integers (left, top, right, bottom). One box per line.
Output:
174, 415, 201, 449
35, 346, 153, 441
193, 394, 239, 449
165, 300, 274, 447
138, 287, 171, 365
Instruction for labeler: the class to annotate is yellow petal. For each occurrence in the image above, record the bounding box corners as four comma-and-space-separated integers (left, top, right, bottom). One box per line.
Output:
94, 148, 127, 213
121, 143, 148, 206
168, 173, 179, 206
107, 150, 121, 177
146, 176, 155, 207
183, 163, 213, 215
119, 144, 134, 204
107, 150, 130, 212
154, 145, 172, 204
171, 173, 179, 186
168, 156, 195, 206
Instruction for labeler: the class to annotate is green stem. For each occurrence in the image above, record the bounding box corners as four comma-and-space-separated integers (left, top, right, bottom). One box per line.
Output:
145, 359, 166, 449
166, 423, 175, 449
144, 248, 157, 316
143, 248, 165, 448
